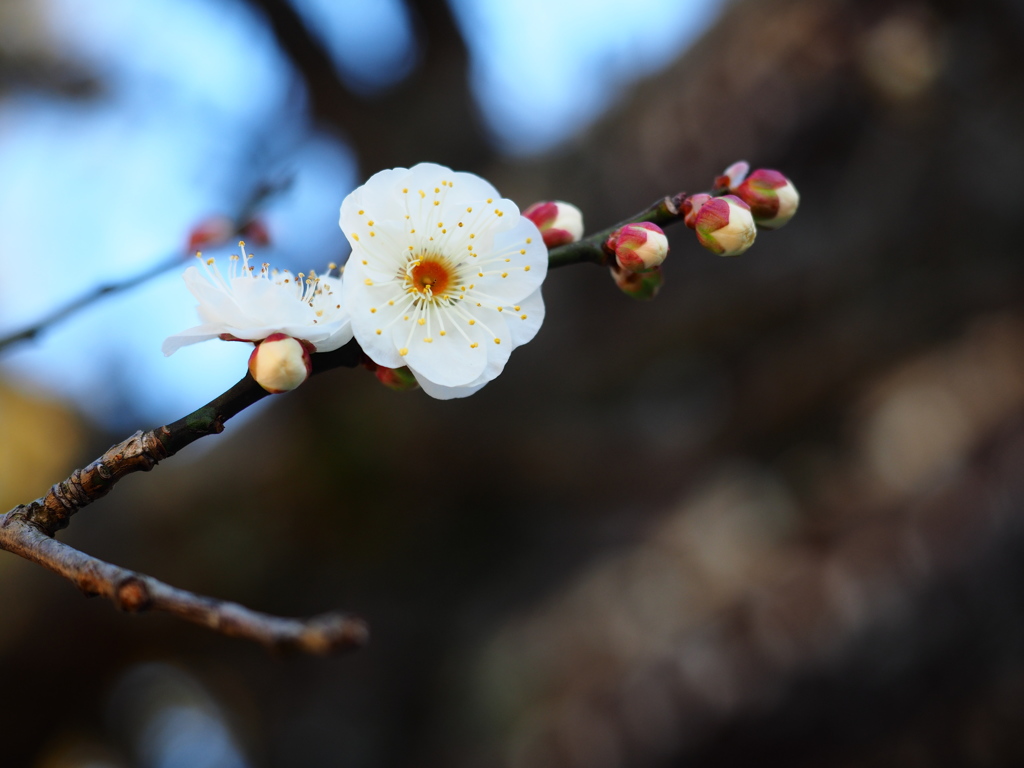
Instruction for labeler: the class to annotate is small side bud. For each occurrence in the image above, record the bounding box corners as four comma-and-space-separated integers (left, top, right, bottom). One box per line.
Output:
732, 169, 800, 229
692, 195, 757, 257
682, 193, 712, 229
186, 215, 234, 253
374, 365, 420, 392
248, 333, 313, 393
712, 160, 750, 193
522, 200, 584, 248
607, 222, 669, 272
610, 263, 664, 301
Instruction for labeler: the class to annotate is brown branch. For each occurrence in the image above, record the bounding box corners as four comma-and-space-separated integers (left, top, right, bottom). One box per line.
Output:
0, 513, 368, 654
0, 340, 363, 653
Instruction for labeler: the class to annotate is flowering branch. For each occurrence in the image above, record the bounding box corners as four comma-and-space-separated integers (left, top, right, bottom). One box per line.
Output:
0, 161, 798, 651
0, 340, 364, 653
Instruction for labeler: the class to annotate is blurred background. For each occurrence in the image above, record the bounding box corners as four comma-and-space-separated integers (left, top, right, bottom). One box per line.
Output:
3, 0, 1024, 765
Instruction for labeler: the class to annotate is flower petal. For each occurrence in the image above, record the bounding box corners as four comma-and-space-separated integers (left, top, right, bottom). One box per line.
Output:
505, 287, 545, 349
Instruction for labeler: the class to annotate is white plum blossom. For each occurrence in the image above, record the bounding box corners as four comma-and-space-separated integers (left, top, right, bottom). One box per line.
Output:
163, 244, 352, 356
339, 163, 548, 399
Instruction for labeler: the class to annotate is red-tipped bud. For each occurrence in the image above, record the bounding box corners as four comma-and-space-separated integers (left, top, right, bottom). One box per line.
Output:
610, 263, 664, 301
522, 200, 584, 248
239, 218, 271, 246
712, 160, 750, 193
682, 193, 713, 229
247, 333, 313, 393
607, 222, 669, 272
374, 365, 420, 392
732, 169, 800, 229
186, 215, 234, 253
691, 195, 757, 257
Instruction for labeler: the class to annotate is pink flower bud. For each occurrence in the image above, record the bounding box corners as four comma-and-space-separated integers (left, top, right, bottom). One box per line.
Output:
374, 365, 420, 392
610, 263, 664, 301
712, 160, 750, 193
186, 215, 234, 253
247, 333, 313, 393
682, 194, 712, 229
607, 222, 669, 272
522, 200, 584, 248
692, 195, 757, 257
732, 169, 800, 229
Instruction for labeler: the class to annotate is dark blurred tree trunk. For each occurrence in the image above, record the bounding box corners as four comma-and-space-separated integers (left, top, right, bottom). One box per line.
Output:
237, 0, 493, 174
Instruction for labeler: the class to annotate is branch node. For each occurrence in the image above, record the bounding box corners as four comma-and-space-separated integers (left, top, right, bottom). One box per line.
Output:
116, 577, 152, 613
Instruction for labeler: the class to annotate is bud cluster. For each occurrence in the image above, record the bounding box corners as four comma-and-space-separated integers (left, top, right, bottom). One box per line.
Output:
682, 161, 799, 258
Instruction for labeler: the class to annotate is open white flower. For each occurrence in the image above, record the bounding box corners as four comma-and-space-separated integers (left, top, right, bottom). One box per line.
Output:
339, 163, 548, 399
163, 244, 352, 356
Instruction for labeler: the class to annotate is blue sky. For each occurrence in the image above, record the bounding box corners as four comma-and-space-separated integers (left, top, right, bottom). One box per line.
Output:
0, 0, 722, 428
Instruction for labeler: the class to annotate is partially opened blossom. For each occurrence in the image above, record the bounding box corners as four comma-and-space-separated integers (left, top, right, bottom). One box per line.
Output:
339, 163, 548, 399
163, 244, 352, 356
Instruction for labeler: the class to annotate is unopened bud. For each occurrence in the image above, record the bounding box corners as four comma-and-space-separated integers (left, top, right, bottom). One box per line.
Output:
374, 365, 420, 392
248, 333, 312, 393
610, 263, 664, 301
732, 169, 800, 229
712, 160, 750, 193
522, 200, 584, 248
691, 195, 757, 257
607, 222, 668, 272
186, 215, 234, 253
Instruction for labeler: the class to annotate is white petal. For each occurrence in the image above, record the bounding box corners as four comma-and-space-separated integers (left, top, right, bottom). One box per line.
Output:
399, 302, 489, 387
340, 167, 410, 235
460, 218, 547, 305
505, 287, 545, 349
343, 262, 407, 369
415, 375, 489, 400
162, 326, 225, 355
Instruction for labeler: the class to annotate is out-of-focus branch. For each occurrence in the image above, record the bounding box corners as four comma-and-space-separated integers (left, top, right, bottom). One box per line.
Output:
0, 340, 363, 653
0, 179, 288, 355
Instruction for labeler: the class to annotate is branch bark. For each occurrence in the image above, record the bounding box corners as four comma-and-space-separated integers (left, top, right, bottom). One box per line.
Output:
0, 340, 364, 654
0, 514, 368, 654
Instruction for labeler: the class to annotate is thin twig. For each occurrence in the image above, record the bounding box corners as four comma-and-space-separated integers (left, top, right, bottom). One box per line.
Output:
547, 193, 688, 269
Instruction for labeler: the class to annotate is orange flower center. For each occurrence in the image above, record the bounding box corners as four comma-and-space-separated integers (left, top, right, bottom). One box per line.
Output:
408, 257, 453, 297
